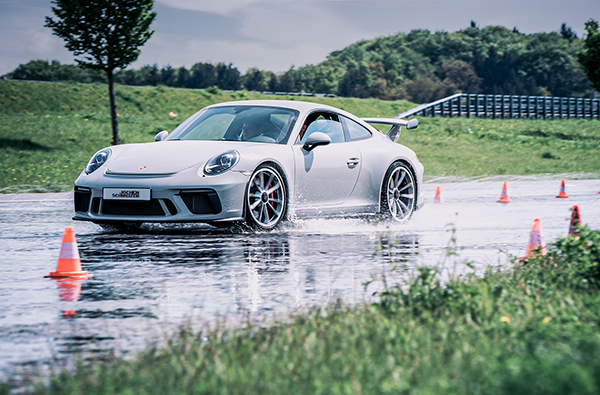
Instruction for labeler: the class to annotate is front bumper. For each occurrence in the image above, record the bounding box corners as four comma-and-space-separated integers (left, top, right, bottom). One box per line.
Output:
73, 170, 250, 224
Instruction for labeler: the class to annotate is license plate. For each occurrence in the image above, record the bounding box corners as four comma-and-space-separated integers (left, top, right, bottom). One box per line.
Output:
103, 188, 151, 201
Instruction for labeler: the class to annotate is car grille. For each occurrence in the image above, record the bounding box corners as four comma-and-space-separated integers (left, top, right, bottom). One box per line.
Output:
101, 199, 167, 216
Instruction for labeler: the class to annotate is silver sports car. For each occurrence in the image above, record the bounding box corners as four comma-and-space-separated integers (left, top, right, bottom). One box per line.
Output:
73, 100, 423, 230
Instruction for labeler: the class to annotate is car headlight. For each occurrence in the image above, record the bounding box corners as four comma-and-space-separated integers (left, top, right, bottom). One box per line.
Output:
85, 148, 111, 174
204, 150, 240, 176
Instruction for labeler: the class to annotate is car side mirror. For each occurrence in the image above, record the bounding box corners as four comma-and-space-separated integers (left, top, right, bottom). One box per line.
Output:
155, 130, 169, 142
302, 132, 331, 151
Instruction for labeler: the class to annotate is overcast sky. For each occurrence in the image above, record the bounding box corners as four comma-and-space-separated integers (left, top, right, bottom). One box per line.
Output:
1, 0, 598, 76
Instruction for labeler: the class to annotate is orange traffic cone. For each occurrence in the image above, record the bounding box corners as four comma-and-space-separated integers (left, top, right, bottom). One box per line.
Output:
168, 111, 177, 117
568, 205, 581, 236
433, 186, 443, 205
497, 181, 512, 203
556, 179, 569, 198
45, 227, 93, 278
521, 218, 547, 260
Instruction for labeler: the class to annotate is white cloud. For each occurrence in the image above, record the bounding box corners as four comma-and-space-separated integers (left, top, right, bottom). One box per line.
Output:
238, 2, 370, 47
25, 29, 63, 57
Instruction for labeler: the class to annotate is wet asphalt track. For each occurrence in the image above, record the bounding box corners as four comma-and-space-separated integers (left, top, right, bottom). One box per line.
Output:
0, 179, 599, 383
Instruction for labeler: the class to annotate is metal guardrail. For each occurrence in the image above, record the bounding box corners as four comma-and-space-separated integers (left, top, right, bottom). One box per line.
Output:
397, 94, 600, 120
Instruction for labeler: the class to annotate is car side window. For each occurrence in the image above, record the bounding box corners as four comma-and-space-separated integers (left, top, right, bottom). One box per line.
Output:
298, 112, 345, 144
341, 116, 372, 141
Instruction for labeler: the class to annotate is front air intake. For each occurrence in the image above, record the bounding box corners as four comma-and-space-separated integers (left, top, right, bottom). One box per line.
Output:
179, 189, 222, 215
74, 187, 91, 213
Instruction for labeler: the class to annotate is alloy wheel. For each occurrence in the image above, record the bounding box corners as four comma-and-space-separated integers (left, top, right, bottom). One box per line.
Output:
384, 164, 415, 221
247, 166, 286, 229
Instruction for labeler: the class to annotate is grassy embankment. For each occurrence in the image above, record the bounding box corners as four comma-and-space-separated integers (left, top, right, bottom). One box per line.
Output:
21, 227, 600, 394
1, 80, 599, 193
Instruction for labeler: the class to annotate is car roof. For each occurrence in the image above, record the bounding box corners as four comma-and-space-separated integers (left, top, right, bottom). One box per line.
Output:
208, 100, 350, 116
206, 100, 381, 136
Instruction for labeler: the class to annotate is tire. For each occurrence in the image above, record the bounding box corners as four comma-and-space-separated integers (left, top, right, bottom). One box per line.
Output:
245, 164, 287, 230
381, 162, 416, 222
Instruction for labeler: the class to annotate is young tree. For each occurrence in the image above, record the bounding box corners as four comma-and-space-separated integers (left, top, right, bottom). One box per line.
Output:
577, 19, 600, 93
45, 0, 156, 145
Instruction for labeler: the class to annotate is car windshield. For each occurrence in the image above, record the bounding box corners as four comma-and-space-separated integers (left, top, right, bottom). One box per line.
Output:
167, 106, 299, 144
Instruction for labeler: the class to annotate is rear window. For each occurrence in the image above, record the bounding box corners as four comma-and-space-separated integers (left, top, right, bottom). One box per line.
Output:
341, 116, 372, 141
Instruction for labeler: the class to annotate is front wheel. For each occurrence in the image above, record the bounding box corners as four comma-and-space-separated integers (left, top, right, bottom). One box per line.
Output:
245, 165, 287, 230
381, 162, 416, 222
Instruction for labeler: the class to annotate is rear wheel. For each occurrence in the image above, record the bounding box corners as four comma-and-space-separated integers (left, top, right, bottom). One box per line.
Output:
245, 165, 287, 230
381, 162, 416, 222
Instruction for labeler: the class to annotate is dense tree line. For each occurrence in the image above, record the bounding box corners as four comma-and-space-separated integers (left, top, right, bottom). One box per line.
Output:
4, 23, 597, 103
5, 59, 300, 94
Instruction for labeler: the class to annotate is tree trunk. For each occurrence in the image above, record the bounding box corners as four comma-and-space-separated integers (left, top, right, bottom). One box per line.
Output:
106, 69, 121, 145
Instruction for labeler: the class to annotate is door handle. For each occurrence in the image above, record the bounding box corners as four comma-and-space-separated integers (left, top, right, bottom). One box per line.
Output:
346, 158, 359, 168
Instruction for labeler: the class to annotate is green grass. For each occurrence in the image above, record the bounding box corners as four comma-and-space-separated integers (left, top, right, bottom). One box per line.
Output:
25, 227, 600, 395
1, 80, 599, 193
399, 117, 600, 178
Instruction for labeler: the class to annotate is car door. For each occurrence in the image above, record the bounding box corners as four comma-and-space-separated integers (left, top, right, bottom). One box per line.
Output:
293, 112, 361, 207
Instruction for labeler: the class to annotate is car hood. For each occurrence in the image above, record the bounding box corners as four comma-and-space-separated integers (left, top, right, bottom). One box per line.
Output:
106, 141, 250, 175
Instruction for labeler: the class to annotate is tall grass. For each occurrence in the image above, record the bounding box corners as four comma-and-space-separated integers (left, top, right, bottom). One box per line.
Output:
1, 80, 599, 193
25, 227, 600, 394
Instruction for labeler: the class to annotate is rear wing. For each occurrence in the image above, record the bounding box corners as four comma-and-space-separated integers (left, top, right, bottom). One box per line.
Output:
362, 118, 418, 143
